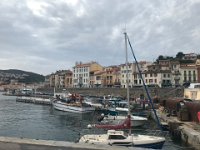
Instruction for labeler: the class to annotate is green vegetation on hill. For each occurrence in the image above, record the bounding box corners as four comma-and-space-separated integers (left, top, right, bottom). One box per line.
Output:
0, 69, 45, 84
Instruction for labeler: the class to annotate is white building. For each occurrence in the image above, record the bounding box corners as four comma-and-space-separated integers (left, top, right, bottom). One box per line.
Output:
120, 63, 135, 88
73, 61, 103, 88
180, 63, 198, 84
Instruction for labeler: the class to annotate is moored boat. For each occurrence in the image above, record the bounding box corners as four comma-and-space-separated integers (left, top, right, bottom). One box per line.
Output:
100, 114, 147, 127
52, 92, 95, 113
52, 100, 95, 113
79, 129, 165, 149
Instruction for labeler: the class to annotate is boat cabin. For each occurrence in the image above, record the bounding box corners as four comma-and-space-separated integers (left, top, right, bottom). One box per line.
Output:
107, 130, 127, 140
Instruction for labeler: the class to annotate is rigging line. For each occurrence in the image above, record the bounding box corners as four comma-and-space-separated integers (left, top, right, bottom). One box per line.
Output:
126, 34, 163, 131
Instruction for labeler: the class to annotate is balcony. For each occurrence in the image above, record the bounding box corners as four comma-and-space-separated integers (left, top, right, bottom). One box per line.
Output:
174, 76, 180, 80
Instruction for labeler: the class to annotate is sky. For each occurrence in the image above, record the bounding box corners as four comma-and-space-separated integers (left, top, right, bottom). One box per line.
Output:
0, 0, 200, 75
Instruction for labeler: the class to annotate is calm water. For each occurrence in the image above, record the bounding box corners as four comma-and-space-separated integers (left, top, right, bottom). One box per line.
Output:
0, 93, 193, 149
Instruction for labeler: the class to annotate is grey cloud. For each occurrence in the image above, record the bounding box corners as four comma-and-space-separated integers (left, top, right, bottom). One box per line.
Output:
0, 0, 199, 75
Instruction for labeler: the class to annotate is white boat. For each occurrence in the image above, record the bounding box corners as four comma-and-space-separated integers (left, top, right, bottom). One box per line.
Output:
101, 114, 147, 127
79, 130, 165, 149
52, 100, 95, 113
84, 97, 103, 108
79, 32, 165, 149
101, 101, 147, 127
52, 91, 95, 113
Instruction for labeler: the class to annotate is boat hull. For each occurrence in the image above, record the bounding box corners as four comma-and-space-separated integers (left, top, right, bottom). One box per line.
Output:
134, 141, 165, 149
53, 101, 95, 113
102, 115, 147, 127
79, 133, 165, 149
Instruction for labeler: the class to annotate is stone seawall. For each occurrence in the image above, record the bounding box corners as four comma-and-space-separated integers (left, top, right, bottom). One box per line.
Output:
39, 87, 184, 99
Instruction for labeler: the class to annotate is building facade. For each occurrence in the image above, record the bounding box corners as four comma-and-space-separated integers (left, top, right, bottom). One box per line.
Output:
73, 61, 103, 88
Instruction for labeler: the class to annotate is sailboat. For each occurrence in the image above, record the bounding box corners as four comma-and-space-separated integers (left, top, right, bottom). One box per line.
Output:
78, 32, 165, 149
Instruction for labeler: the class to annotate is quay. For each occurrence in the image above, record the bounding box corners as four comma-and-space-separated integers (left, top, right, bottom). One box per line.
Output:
155, 110, 200, 150
0, 136, 144, 150
16, 96, 51, 105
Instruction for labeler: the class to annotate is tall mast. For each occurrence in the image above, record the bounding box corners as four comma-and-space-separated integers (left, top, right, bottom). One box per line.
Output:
124, 32, 131, 135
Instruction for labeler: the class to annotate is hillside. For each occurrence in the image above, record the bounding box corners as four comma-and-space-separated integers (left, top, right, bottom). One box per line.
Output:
0, 69, 45, 84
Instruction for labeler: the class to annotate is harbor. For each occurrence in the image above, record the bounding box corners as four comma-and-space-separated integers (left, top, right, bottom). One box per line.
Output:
0, 91, 198, 150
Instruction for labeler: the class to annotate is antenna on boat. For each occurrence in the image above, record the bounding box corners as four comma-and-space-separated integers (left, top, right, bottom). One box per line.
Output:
124, 31, 131, 135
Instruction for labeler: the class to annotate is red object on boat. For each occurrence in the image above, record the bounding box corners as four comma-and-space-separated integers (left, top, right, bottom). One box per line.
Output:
95, 115, 131, 130
198, 112, 200, 123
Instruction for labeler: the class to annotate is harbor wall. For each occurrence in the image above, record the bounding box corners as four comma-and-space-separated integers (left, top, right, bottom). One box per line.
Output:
156, 111, 200, 150
38, 87, 184, 99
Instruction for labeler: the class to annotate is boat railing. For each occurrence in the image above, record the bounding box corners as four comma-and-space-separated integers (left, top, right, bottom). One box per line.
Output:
124, 128, 170, 139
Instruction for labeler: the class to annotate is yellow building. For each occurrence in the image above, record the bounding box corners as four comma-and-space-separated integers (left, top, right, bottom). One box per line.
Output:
102, 66, 120, 87
184, 83, 200, 101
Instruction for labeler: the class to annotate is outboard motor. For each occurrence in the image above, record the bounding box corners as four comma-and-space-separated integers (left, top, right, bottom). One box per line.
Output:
97, 113, 105, 122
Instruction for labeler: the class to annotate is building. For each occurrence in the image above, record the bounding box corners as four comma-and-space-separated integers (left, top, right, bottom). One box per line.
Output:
184, 83, 200, 100
49, 70, 73, 88
170, 60, 181, 86
183, 53, 198, 60
73, 61, 103, 88
120, 63, 135, 88
196, 59, 200, 83
102, 66, 121, 87
180, 63, 198, 84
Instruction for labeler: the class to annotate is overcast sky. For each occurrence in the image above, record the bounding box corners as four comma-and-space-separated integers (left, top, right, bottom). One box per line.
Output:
0, 0, 200, 75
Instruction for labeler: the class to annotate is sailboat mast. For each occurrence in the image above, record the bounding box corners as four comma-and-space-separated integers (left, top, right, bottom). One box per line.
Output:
124, 32, 131, 135
124, 32, 130, 117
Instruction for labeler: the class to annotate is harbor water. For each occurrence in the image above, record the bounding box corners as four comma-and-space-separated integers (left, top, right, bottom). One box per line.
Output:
0, 93, 194, 149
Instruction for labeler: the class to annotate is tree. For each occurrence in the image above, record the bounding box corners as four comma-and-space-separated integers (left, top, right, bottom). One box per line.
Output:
176, 52, 185, 60
156, 55, 164, 63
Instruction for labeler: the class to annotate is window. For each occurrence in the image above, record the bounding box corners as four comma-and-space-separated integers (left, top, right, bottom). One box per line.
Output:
184, 76, 187, 82
149, 79, 153, 83
108, 135, 126, 140
188, 71, 191, 76
139, 80, 141, 84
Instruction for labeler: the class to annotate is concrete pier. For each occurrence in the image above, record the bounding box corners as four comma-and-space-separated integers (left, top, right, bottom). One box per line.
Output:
0, 136, 144, 150
155, 110, 200, 150
16, 96, 51, 105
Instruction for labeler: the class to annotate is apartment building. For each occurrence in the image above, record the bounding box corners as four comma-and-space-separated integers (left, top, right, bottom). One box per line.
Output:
120, 63, 135, 88
93, 70, 104, 87
197, 59, 200, 83
47, 54, 199, 88
102, 66, 121, 87
180, 63, 198, 84
170, 60, 181, 86
132, 61, 152, 86
73, 61, 103, 88
49, 70, 72, 88
183, 53, 198, 60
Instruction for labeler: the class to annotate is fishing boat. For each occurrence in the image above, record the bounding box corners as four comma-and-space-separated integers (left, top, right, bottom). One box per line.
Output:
52, 92, 95, 113
79, 32, 165, 149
